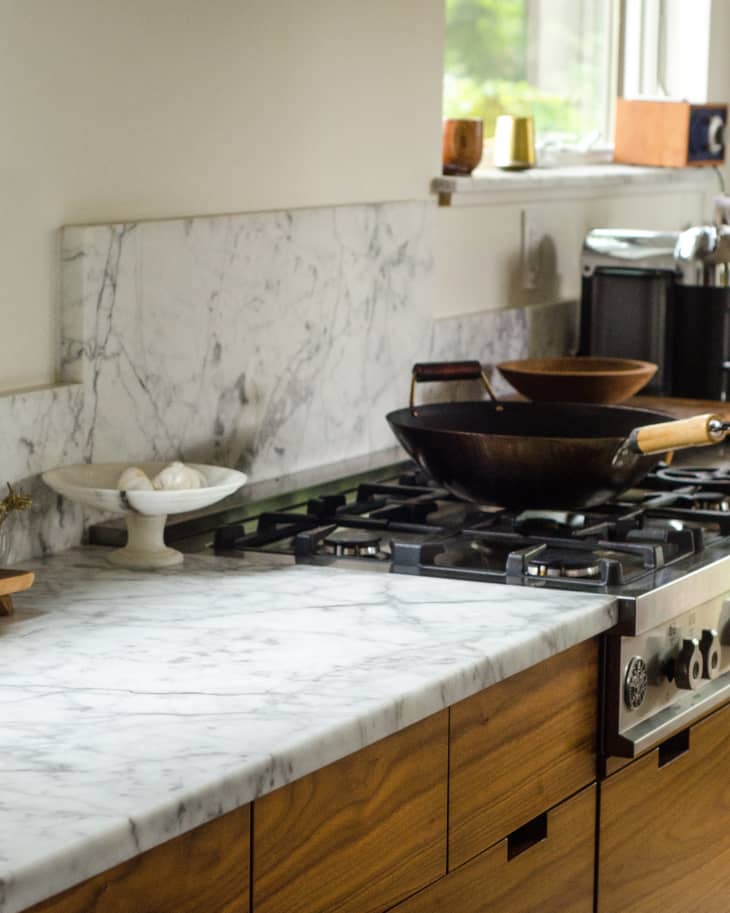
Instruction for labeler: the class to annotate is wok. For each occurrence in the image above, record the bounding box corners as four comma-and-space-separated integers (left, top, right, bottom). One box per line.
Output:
386, 361, 730, 509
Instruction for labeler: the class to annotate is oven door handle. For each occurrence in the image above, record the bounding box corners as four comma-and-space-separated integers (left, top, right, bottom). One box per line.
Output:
608, 668, 730, 758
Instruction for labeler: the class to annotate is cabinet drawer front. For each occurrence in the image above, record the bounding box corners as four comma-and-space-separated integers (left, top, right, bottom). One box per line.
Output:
449, 639, 597, 867
25, 806, 250, 913
599, 700, 730, 913
392, 784, 596, 913
253, 710, 448, 913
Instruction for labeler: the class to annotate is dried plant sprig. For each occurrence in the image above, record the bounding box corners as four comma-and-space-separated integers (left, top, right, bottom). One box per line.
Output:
0, 483, 32, 527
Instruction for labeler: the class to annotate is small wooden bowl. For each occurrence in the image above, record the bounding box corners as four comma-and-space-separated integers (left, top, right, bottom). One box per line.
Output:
496, 356, 658, 404
0, 569, 35, 616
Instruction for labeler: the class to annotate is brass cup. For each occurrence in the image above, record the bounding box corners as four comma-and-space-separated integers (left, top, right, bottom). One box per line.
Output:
442, 119, 484, 176
493, 115, 536, 170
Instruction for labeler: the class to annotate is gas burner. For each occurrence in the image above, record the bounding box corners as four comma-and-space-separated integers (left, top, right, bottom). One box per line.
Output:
514, 510, 587, 533
680, 492, 730, 512
652, 466, 730, 488
526, 551, 603, 580
323, 529, 383, 557
465, 538, 518, 573
643, 516, 685, 532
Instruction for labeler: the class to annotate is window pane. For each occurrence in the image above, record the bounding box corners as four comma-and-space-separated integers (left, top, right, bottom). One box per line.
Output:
444, 0, 615, 144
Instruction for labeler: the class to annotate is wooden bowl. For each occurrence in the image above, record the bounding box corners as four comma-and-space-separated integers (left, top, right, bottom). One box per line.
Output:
496, 356, 658, 404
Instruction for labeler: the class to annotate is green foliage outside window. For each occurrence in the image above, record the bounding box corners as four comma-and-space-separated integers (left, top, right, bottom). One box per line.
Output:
444, 0, 610, 143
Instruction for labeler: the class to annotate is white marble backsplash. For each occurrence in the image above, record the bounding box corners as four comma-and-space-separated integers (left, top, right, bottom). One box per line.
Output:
0, 385, 85, 561
60, 204, 435, 474
3, 201, 577, 562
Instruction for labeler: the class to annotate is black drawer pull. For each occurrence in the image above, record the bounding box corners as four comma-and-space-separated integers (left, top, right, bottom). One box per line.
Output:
507, 812, 548, 860
658, 728, 690, 767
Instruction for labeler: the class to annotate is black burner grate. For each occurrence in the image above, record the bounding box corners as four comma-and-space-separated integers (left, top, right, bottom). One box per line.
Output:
209, 460, 730, 586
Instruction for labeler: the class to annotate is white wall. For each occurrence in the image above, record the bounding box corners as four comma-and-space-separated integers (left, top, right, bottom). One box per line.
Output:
433, 182, 711, 319
0, 0, 443, 390
709, 0, 730, 194
4, 0, 730, 391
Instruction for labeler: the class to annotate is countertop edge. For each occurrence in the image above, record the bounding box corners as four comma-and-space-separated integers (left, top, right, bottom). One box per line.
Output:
1, 556, 617, 913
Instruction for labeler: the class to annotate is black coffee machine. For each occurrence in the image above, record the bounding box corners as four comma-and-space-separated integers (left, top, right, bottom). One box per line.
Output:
580, 225, 730, 398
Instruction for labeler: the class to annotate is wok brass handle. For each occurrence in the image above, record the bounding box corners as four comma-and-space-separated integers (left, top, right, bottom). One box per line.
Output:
410, 361, 497, 408
628, 413, 730, 455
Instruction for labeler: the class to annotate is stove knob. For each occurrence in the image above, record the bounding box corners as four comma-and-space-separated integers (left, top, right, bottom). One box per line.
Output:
624, 656, 648, 710
700, 628, 721, 680
674, 638, 702, 691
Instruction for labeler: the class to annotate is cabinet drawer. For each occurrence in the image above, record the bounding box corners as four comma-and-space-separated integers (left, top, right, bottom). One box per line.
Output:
599, 700, 730, 913
391, 784, 596, 913
253, 710, 448, 913
449, 639, 597, 867
25, 805, 250, 913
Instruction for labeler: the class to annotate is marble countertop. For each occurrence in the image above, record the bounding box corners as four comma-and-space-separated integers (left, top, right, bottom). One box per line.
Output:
0, 548, 617, 913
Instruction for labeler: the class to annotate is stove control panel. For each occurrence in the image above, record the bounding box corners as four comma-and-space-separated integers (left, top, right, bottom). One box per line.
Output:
624, 656, 649, 709
700, 628, 721, 679
612, 592, 730, 741
671, 638, 702, 690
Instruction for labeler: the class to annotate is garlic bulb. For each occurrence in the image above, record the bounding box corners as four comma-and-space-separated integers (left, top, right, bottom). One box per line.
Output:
152, 461, 204, 491
117, 467, 154, 491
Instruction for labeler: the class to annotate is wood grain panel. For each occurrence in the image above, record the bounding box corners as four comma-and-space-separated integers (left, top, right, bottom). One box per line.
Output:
253, 711, 448, 913
392, 785, 596, 913
25, 805, 250, 913
628, 395, 730, 422
613, 99, 691, 168
598, 701, 730, 913
449, 639, 597, 867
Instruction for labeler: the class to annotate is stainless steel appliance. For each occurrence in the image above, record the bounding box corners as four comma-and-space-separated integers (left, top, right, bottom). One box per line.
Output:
90, 449, 730, 768
581, 226, 730, 399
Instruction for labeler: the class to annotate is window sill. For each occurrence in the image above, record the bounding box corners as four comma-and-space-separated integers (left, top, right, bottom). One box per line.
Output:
432, 163, 719, 206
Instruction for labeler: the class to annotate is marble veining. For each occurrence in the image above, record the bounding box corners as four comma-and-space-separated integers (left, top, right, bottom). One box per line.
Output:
0, 549, 616, 913
58, 205, 577, 477
4, 198, 577, 563
60, 204, 435, 475
0, 385, 86, 563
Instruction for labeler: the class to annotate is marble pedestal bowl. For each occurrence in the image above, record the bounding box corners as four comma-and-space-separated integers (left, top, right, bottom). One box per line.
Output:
43, 462, 247, 569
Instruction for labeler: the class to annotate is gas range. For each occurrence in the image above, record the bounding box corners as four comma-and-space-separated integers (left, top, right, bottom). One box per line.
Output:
90, 450, 730, 762
208, 466, 730, 594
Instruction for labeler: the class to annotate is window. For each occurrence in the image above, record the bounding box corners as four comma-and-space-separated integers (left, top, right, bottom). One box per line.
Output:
444, 0, 619, 153
621, 0, 711, 102
443, 0, 718, 167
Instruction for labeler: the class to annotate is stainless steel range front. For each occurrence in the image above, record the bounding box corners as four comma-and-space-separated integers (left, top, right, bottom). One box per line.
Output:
90, 451, 730, 766
602, 537, 730, 760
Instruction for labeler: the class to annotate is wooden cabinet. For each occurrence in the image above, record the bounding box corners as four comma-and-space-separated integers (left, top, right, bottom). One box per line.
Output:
598, 701, 730, 913
25, 805, 250, 913
252, 710, 448, 913
20, 642, 601, 913
449, 639, 598, 867
390, 785, 596, 913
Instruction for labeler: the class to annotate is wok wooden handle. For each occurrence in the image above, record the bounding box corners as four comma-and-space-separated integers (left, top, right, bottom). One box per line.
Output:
629, 413, 729, 455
